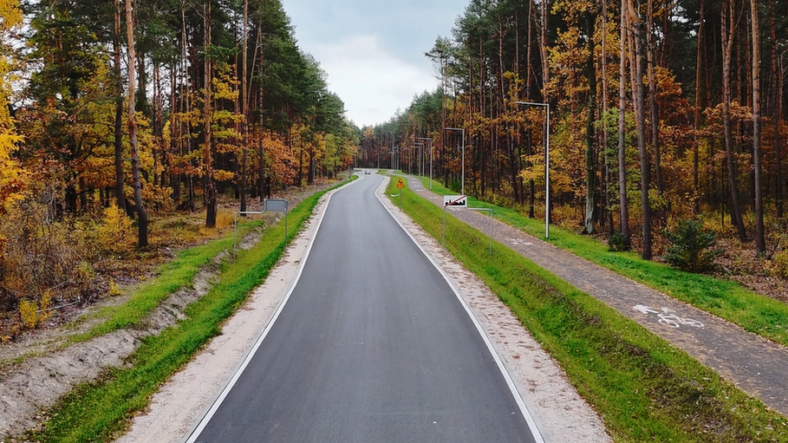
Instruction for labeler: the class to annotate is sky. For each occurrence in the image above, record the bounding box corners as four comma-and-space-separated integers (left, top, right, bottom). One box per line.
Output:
279, 0, 469, 127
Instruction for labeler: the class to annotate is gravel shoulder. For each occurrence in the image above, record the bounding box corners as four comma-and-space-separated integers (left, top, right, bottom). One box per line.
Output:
118, 174, 610, 443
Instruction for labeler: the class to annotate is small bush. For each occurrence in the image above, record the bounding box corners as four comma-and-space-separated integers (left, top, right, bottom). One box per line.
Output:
97, 202, 134, 255
664, 219, 722, 273
108, 277, 121, 297
74, 261, 95, 291
608, 231, 628, 252
19, 290, 51, 329
774, 249, 788, 280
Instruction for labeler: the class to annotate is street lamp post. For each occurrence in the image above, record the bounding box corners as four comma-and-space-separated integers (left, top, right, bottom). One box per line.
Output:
413, 143, 425, 177
445, 128, 465, 195
418, 137, 433, 189
401, 147, 411, 175
514, 101, 550, 239
390, 148, 397, 170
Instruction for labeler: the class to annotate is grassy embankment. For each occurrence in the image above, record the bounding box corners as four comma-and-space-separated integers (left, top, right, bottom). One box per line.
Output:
25, 179, 352, 443
390, 177, 788, 442
418, 178, 788, 348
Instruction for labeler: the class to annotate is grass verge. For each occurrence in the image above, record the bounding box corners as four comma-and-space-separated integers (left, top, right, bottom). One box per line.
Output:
391, 177, 788, 442
26, 180, 349, 443
68, 220, 262, 343
418, 177, 788, 348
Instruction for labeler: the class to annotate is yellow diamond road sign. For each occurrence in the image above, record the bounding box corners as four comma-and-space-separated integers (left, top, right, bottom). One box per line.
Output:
397, 179, 404, 189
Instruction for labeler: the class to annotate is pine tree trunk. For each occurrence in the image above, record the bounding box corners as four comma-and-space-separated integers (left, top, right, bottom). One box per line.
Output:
126, 0, 148, 247
540, 0, 549, 97
153, 61, 163, 187
584, 8, 597, 235
113, 0, 126, 212
751, 0, 765, 254
601, 0, 613, 235
264, 88, 271, 202
770, 0, 783, 218
204, 1, 217, 228
721, 0, 747, 242
308, 148, 315, 185
632, 3, 653, 259
541, 0, 550, 223
478, 37, 485, 197
646, 0, 663, 200
169, 58, 180, 202
777, 55, 784, 219
693, 0, 704, 215
618, 0, 631, 250
240, 0, 248, 213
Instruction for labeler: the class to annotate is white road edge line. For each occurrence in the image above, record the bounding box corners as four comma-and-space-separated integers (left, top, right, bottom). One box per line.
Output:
374, 176, 547, 443
182, 175, 364, 443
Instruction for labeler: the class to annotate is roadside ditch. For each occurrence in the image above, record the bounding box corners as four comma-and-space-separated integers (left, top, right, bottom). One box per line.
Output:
0, 182, 339, 441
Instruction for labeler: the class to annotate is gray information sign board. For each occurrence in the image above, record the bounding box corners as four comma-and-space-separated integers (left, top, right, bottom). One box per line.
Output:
265, 199, 288, 212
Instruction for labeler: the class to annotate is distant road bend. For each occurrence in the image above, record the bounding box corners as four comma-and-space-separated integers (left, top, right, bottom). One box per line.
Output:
187, 172, 542, 443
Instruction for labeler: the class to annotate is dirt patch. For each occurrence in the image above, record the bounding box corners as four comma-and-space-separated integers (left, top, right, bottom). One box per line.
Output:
0, 292, 132, 366
0, 254, 221, 438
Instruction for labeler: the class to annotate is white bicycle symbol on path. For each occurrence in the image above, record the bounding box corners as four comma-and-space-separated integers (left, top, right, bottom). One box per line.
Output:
633, 305, 704, 329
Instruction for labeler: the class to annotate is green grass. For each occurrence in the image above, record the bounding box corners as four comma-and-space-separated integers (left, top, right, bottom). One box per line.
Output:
417, 177, 788, 348
390, 177, 788, 442
26, 181, 347, 443
68, 223, 259, 343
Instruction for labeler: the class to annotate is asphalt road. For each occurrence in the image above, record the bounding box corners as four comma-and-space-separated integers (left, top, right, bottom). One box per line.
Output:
191, 173, 538, 443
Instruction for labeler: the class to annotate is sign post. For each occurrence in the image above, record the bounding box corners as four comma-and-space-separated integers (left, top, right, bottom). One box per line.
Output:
396, 178, 404, 208
442, 195, 493, 255
443, 195, 466, 248
233, 199, 289, 256
265, 199, 288, 244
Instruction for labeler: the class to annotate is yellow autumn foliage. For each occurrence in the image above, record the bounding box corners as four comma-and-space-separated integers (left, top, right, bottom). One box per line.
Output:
774, 250, 788, 280
19, 290, 51, 329
97, 203, 134, 254
108, 277, 121, 297
0, 0, 25, 217
0, 0, 25, 270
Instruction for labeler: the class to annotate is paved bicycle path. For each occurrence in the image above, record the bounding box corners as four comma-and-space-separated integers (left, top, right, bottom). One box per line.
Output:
405, 175, 788, 417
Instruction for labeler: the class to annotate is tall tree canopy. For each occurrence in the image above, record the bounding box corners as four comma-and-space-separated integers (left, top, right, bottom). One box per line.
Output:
0, 0, 358, 314
363, 0, 788, 261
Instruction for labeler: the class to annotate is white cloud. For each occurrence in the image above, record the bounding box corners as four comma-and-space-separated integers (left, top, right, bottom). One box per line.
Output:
311, 35, 438, 127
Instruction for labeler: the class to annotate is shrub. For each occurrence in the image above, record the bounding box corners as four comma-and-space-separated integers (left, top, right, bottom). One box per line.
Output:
774, 249, 788, 280
19, 290, 51, 329
608, 231, 628, 252
97, 202, 134, 255
664, 219, 723, 273
108, 277, 121, 297
74, 261, 95, 291
0, 192, 96, 320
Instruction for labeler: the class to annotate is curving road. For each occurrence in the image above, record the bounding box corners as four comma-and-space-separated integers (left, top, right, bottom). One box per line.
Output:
189, 172, 539, 443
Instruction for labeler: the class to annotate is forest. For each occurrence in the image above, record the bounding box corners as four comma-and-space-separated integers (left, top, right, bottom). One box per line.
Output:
364, 0, 788, 272
2, 0, 788, 337
0, 0, 359, 336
